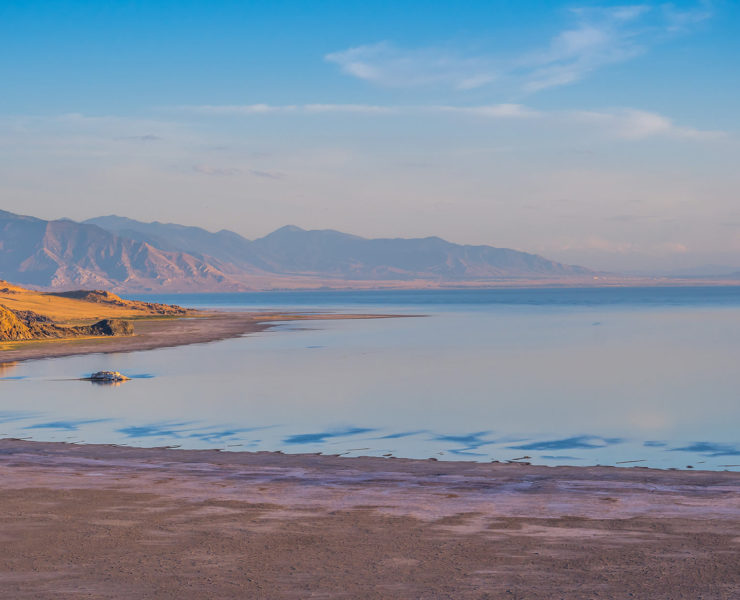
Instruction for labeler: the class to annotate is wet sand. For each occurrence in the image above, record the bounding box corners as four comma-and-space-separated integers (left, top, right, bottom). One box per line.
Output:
0, 312, 400, 365
0, 439, 738, 599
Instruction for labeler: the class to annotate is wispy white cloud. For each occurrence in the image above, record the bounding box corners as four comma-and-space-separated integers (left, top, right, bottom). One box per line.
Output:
556, 236, 689, 255
192, 165, 242, 176
176, 103, 723, 141
192, 164, 285, 179
325, 2, 713, 93
185, 104, 297, 115
178, 102, 537, 118
303, 103, 397, 114
325, 42, 498, 90
519, 5, 652, 92
569, 108, 726, 140
118, 134, 163, 142
661, 0, 714, 32
184, 103, 393, 115
432, 104, 542, 118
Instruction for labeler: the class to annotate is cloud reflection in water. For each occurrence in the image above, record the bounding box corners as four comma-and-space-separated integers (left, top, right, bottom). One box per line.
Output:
27, 418, 113, 431
283, 427, 376, 445
509, 435, 623, 451
671, 442, 740, 457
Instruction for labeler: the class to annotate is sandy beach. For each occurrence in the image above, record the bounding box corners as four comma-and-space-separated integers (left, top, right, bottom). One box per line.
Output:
0, 439, 737, 598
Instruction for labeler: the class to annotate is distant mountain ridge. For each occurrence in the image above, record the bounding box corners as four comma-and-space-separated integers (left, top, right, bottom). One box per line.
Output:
83, 215, 255, 267
85, 215, 591, 280
0, 209, 594, 291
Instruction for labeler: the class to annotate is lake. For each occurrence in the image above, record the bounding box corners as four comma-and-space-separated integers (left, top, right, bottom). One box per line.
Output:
2, 287, 739, 470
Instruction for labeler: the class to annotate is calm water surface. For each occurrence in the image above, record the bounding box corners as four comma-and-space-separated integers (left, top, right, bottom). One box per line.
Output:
2, 287, 739, 470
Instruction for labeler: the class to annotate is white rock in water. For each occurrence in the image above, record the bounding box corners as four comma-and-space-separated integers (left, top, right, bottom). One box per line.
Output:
89, 371, 130, 381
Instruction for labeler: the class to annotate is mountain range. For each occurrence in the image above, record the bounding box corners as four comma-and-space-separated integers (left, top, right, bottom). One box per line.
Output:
0, 209, 594, 292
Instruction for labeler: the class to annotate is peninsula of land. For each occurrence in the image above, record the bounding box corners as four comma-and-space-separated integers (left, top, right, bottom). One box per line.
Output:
0, 280, 401, 364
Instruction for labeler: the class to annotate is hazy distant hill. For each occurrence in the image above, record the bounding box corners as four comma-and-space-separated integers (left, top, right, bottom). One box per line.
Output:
1, 209, 593, 291
87, 216, 591, 280
246, 225, 591, 280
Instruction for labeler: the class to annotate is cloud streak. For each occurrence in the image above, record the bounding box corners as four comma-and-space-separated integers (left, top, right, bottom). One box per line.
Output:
182, 103, 398, 116
325, 42, 498, 90
569, 108, 725, 141
178, 103, 723, 141
325, 2, 713, 93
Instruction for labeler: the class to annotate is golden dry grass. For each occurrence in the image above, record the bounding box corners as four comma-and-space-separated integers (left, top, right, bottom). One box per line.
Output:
0, 281, 185, 325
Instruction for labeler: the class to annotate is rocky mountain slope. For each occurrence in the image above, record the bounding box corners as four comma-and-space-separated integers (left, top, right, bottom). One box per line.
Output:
2, 210, 594, 291
0, 210, 246, 291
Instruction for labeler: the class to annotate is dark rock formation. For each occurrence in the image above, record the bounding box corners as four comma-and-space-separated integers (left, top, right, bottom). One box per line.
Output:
88, 371, 130, 382
87, 319, 134, 336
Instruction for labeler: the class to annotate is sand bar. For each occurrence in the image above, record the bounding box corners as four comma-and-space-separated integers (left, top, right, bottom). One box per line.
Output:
0, 439, 738, 598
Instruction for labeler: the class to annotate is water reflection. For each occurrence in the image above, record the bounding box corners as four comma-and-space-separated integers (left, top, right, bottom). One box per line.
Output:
509, 435, 623, 451
26, 418, 113, 431
376, 430, 427, 439
540, 455, 583, 460
671, 442, 740, 456
0, 410, 38, 424
283, 427, 376, 445
116, 421, 200, 438
432, 431, 496, 456
0, 361, 24, 380
0, 361, 18, 376
116, 421, 268, 444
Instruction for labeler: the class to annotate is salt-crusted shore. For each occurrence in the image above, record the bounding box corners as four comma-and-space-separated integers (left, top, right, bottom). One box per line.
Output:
0, 439, 739, 598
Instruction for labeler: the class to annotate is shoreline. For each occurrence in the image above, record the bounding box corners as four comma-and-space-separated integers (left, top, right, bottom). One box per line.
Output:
1, 438, 738, 598
0, 311, 403, 365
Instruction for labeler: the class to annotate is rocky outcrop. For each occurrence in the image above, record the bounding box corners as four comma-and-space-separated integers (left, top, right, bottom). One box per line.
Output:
86, 319, 134, 336
0, 305, 33, 340
88, 371, 130, 382
0, 304, 135, 342
50, 290, 127, 304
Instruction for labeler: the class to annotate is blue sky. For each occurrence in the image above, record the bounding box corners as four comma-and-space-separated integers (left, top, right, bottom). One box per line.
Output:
1, 1, 738, 271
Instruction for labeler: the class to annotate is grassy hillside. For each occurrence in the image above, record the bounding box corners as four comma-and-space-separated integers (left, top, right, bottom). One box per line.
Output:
0, 281, 191, 326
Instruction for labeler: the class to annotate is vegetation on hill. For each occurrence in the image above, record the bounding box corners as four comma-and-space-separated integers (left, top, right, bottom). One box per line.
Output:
0, 280, 191, 343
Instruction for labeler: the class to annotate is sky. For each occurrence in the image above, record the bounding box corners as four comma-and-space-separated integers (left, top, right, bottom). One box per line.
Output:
1, 0, 738, 273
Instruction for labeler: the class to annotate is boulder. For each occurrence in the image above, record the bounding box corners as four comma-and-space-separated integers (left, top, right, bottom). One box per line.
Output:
89, 371, 130, 382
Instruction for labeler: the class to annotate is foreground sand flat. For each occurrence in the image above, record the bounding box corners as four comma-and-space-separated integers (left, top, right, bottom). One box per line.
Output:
0, 440, 738, 599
